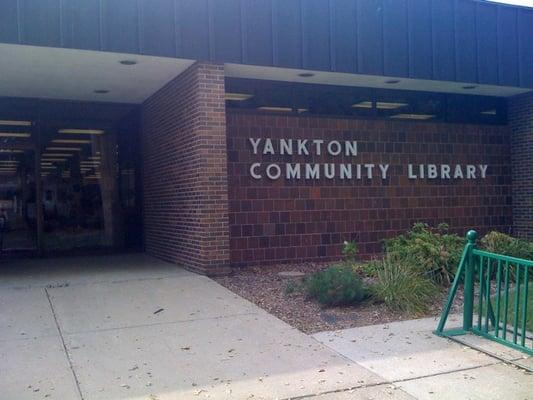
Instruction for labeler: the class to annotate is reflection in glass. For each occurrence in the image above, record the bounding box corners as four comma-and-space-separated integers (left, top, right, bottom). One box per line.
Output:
0, 149, 37, 253
0, 99, 142, 257
225, 78, 507, 125
41, 129, 122, 251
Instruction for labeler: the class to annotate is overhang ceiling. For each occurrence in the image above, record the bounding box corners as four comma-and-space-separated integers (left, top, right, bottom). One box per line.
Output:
0, 43, 530, 107
0, 44, 194, 104
1, 0, 531, 90
225, 64, 532, 98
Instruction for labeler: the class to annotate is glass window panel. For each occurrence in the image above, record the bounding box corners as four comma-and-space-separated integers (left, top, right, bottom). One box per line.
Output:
225, 78, 507, 125
0, 148, 37, 254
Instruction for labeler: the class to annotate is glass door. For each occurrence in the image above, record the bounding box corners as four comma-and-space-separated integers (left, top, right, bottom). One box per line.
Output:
39, 125, 122, 252
0, 119, 38, 255
0, 100, 142, 257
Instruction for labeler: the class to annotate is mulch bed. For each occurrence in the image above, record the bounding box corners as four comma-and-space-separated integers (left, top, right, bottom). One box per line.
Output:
215, 262, 464, 334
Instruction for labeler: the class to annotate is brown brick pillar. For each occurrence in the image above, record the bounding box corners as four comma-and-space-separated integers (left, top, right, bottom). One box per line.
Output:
509, 91, 533, 240
141, 62, 230, 275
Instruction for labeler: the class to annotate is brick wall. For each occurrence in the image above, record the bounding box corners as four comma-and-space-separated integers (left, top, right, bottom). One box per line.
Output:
227, 112, 512, 267
509, 92, 533, 240
141, 62, 230, 275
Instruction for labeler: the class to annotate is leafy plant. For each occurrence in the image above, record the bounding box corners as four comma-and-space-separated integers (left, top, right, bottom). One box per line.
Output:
480, 231, 533, 261
283, 279, 302, 295
359, 259, 381, 278
371, 256, 438, 315
305, 265, 367, 306
383, 223, 463, 286
475, 284, 532, 332
342, 240, 359, 269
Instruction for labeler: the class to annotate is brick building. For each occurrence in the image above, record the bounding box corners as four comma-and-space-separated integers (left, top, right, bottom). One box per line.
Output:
0, 0, 531, 274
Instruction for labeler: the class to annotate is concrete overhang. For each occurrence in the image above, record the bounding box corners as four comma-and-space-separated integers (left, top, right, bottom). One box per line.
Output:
225, 64, 532, 98
0, 0, 531, 90
0, 43, 194, 104
0, 42, 531, 107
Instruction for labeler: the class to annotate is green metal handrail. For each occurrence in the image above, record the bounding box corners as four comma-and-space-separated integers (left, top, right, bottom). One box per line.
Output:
436, 230, 532, 356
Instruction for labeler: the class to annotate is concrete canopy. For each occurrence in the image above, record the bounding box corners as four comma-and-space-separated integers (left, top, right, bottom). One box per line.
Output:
0, 0, 531, 90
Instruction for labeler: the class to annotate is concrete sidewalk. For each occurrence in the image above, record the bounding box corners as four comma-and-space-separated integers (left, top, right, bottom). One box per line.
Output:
313, 316, 533, 400
1, 254, 531, 400
1, 254, 383, 400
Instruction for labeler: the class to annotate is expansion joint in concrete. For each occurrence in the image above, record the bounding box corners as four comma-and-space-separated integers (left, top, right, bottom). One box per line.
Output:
44, 287, 85, 400
283, 361, 501, 400
61, 311, 259, 336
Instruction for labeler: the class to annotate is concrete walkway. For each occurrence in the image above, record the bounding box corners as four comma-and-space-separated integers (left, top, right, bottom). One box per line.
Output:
1, 255, 531, 400
1, 254, 383, 400
313, 316, 533, 399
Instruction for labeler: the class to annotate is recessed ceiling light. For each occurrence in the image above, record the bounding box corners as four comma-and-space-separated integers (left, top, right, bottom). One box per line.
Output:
352, 101, 408, 110
225, 93, 253, 101
119, 60, 137, 66
385, 79, 400, 84
258, 106, 293, 112
40, 158, 68, 162
58, 129, 105, 135
0, 120, 32, 126
298, 72, 315, 78
462, 85, 477, 90
94, 89, 110, 94
46, 147, 82, 152
390, 113, 435, 120
352, 101, 373, 109
481, 109, 497, 115
42, 153, 74, 158
52, 139, 91, 144
0, 132, 31, 138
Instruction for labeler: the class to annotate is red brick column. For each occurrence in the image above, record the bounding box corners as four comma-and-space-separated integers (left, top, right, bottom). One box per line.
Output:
141, 62, 230, 275
509, 92, 533, 240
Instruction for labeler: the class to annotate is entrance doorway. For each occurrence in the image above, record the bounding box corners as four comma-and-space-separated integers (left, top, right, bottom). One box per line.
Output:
0, 98, 142, 259
0, 147, 38, 254
40, 124, 120, 251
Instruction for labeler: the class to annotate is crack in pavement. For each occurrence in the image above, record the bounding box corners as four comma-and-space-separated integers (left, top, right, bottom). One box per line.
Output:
45, 287, 85, 400
281, 361, 503, 400
59, 311, 260, 336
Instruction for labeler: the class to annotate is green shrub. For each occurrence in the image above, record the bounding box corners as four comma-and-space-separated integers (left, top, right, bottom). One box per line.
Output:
342, 240, 359, 269
283, 279, 302, 295
372, 256, 438, 315
496, 286, 533, 331
384, 223, 463, 286
360, 259, 381, 277
480, 231, 533, 261
305, 265, 367, 306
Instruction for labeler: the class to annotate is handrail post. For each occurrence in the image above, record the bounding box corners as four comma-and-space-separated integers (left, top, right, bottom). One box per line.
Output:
463, 230, 477, 331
